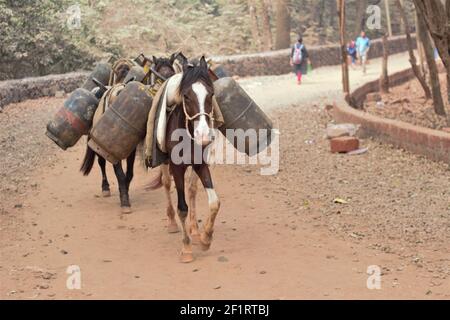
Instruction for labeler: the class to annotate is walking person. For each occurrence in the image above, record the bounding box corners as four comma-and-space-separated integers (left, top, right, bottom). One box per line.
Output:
355, 31, 371, 74
347, 40, 358, 69
290, 36, 309, 85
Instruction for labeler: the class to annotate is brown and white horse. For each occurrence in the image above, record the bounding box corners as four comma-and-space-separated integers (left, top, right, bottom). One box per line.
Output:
80, 56, 177, 213
159, 57, 220, 263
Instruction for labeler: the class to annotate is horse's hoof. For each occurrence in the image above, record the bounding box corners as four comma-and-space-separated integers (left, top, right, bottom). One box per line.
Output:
102, 190, 111, 198
199, 241, 211, 251
180, 251, 194, 264
168, 222, 180, 234
199, 233, 212, 251
191, 233, 202, 245
121, 207, 132, 214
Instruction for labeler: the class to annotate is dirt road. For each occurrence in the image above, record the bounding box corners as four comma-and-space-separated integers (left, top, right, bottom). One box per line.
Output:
1, 53, 450, 299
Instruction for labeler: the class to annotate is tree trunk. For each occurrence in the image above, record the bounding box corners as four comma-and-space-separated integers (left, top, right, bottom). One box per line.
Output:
354, 0, 367, 38
258, 0, 273, 51
248, 0, 262, 51
337, 0, 349, 94
413, 0, 450, 103
385, 0, 393, 37
396, 0, 432, 100
415, 11, 427, 79
329, 0, 338, 30
416, 7, 446, 116
380, 34, 390, 93
275, 0, 291, 50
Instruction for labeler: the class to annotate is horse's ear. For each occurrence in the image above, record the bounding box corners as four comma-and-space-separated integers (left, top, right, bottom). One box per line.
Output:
169, 53, 177, 64
177, 52, 189, 66
199, 56, 208, 69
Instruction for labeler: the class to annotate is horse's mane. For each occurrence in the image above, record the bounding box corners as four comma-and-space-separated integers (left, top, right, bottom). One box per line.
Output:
179, 62, 213, 96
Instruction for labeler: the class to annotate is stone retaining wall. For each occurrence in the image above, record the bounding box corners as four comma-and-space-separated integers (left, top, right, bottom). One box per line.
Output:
213, 35, 415, 77
0, 35, 413, 109
0, 72, 88, 109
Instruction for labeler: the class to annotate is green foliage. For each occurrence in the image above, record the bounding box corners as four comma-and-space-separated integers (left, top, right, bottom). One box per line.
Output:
0, 0, 416, 80
0, 0, 122, 80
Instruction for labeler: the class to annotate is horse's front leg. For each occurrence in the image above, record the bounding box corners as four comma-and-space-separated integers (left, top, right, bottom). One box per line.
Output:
171, 164, 194, 263
194, 164, 220, 251
188, 169, 201, 244
113, 162, 132, 214
98, 156, 111, 197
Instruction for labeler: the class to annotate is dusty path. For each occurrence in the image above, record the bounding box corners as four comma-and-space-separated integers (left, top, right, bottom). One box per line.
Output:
239, 52, 412, 110
1, 52, 450, 299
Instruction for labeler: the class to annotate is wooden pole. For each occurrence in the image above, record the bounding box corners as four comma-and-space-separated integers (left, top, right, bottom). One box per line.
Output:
338, 0, 350, 94
380, 34, 390, 93
385, 0, 393, 37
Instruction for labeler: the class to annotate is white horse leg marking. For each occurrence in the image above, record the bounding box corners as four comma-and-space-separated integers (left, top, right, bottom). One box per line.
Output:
161, 164, 179, 233
200, 188, 220, 251
188, 170, 201, 244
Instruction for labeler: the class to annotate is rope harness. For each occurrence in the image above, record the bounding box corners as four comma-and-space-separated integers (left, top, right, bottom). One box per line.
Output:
181, 97, 215, 141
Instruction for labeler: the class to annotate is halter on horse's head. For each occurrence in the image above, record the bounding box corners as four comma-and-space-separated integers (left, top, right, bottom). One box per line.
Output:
178, 56, 214, 146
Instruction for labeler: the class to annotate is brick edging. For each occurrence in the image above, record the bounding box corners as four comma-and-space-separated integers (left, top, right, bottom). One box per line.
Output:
332, 78, 450, 164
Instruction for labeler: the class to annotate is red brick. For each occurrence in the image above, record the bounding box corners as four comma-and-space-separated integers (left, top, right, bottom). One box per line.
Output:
330, 137, 360, 153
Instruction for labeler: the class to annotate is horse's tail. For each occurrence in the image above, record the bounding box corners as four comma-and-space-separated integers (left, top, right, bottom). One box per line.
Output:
145, 169, 163, 190
80, 145, 96, 176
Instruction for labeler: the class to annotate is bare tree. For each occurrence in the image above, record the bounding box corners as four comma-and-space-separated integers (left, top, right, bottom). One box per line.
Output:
380, 34, 390, 93
248, 0, 262, 50
337, 0, 349, 93
258, 0, 273, 51
395, 0, 432, 100
275, 0, 291, 49
354, 0, 367, 38
413, 0, 450, 104
416, 6, 446, 116
385, 0, 393, 37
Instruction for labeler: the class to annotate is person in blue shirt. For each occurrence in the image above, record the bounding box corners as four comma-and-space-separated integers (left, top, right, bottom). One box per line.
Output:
347, 41, 357, 69
355, 31, 371, 74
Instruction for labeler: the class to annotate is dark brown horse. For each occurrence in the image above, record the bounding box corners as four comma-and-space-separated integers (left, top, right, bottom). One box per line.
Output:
159, 56, 220, 263
80, 55, 177, 213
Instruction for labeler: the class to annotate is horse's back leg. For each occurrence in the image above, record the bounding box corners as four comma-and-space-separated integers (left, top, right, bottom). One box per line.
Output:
113, 161, 132, 214
125, 149, 136, 189
171, 164, 193, 263
188, 169, 201, 244
98, 156, 111, 197
194, 164, 220, 252
161, 164, 179, 234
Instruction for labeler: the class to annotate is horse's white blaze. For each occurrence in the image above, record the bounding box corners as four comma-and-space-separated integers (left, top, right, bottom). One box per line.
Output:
192, 82, 210, 142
